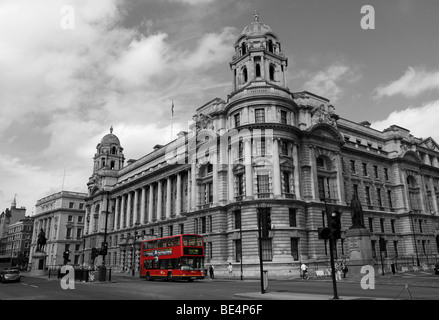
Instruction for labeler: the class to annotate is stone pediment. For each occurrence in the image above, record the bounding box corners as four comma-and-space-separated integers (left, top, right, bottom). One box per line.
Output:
419, 137, 439, 152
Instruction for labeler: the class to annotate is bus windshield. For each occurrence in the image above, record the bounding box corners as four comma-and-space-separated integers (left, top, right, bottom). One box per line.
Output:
182, 235, 203, 246
181, 257, 204, 271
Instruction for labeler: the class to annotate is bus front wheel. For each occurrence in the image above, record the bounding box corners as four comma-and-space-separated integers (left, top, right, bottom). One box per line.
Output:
146, 272, 152, 281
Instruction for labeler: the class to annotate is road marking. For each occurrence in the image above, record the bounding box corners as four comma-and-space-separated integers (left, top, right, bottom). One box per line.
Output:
21, 282, 38, 288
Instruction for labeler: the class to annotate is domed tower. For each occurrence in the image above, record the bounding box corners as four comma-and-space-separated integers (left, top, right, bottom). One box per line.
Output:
230, 10, 288, 91
87, 127, 125, 195
93, 126, 125, 173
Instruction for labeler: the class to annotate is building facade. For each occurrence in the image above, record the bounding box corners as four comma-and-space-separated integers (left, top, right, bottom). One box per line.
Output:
84, 15, 439, 277
0, 196, 27, 257
3, 218, 33, 269
29, 191, 87, 268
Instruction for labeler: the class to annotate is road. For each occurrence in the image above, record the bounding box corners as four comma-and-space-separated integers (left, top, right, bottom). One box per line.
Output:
1, 270, 438, 301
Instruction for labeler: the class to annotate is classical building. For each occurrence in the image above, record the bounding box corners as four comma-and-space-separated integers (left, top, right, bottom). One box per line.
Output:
3, 218, 33, 269
0, 195, 27, 257
29, 191, 87, 268
84, 14, 439, 277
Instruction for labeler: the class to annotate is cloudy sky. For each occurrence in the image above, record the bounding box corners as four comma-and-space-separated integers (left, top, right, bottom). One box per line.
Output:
1, 0, 439, 215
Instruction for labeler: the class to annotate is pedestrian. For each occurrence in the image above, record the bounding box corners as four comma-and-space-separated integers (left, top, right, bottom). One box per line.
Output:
209, 265, 215, 279
342, 262, 348, 279
227, 263, 233, 278
300, 263, 309, 280
335, 262, 342, 281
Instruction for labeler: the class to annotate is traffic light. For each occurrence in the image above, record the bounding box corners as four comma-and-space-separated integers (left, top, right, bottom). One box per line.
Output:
329, 211, 342, 240
101, 242, 108, 256
318, 227, 331, 240
91, 247, 98, 260
63, 250, 70, 264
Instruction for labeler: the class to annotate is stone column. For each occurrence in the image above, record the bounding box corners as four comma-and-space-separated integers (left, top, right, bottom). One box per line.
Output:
115, 197, 120, 230
272, 138, 281, 197
157, 180, 162, 220
191, 162, 197, 210
176, 173, 182, 217
228, 149, 234, 201
133, 189, 139, 224
127, 192, 132, 227
187, 169, 191, 213
148, 184, 154, 222
429, 177, 438, 213
292, 143, 301, 199
244, 137, 253, 199
166, 177, 172, 219
213, 163, 219, 205
140, 187, 146, 224
120, 195, 125, 229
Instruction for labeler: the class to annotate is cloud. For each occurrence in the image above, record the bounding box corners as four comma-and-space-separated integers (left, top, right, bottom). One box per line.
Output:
371, 99, 439, 142
373, 66, 439, 99
0, 0, 237, 213
303, 63, 360, 102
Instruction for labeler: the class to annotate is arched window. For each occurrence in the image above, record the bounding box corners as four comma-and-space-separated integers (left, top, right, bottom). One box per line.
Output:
241, 43, 247, 55
255, 63, 261, 77
242, 67, 248, 83
267, 40, 274, 53
110, 161, 115, 170
407, 175, 422, 212
269, 64, 275, 81
111, 146, 116, 155
316, 155, 337, 201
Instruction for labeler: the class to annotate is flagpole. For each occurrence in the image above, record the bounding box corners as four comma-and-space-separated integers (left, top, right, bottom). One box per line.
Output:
171, 99, 174, 141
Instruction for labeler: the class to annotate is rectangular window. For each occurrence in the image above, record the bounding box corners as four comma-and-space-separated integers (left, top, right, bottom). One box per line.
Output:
353, 184, 359, 198
419, 220, 423, 233
371, 240, 377, 258
66, 228, 72, 239
168, 225, 173, 236
350, 160, 356, 174
78, 216, 83, 223
387, 190, 393, 208
261, 238, 272, 261
237, 173, 244, 196
290, 238, 299, 260
374, 165, 379, 178
76, 228, 82, 238
79, 203, 84, 210
234, 113, 240, 127
234, 210, 241, 229
256, 138, 266, 156
201, 217, 206, 234
377, 188, 383, 207
380, 218, 385, 233
394, 241, 399, 257
69, 202, 74, 209
283, 171, 290, 194
179, 224, 184, 235
257, 175, 270, 197
238, 140, 244, 159
289, 208, 297, 227
255, 108, 265, 123
369, 217, 374, 232
280, 140, 288, 155
280, 110, 287, 124
235, 240, 242, 262
68, 215, 73, 222
365, 186, 371, 206
384, 168, 389, 181
362, 163, 368, 176
391, 219, 396, 233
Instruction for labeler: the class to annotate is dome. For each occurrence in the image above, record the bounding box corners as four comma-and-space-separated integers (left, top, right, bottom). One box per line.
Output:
101, 133, 120, 146
100, 126, 120, 146
240, 10, 273, 37
241, 21, 272, 37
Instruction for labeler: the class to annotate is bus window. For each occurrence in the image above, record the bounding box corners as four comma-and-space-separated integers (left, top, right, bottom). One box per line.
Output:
183, 235, 202, 246
181, 257, 204, 271
146, 241, 153, 249
174, 236, 180, 246
168, 237, 175, 247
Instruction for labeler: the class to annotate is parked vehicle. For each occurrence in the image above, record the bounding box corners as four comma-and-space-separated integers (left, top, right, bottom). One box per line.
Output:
434, 263, 439, 275
0, 268, 21, 283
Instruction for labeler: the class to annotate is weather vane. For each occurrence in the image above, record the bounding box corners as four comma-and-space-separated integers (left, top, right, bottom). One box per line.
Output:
254, 10, 259, 22
110, 125, 113, 134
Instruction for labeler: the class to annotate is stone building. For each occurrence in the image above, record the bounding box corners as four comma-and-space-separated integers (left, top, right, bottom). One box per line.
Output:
29, 191, 87, 268
3, 218, 33, 268
83, 14, 439, 277
0, 195, 27, 257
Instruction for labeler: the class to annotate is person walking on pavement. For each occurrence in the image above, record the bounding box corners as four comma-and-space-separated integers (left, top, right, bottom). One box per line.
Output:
301, 263, 309, 280
335, 262, 342, 281
227, 263, 233, 278
209, 265, 215, 279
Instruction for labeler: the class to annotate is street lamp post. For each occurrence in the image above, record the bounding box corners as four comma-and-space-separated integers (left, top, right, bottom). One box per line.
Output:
321, 198, 339, 300
237, 201, 243, 281
132, 222, 140, 276
409, 210, 420, 266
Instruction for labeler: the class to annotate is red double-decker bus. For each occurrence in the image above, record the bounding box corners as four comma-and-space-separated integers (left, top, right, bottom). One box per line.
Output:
140, 234, 205, 281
